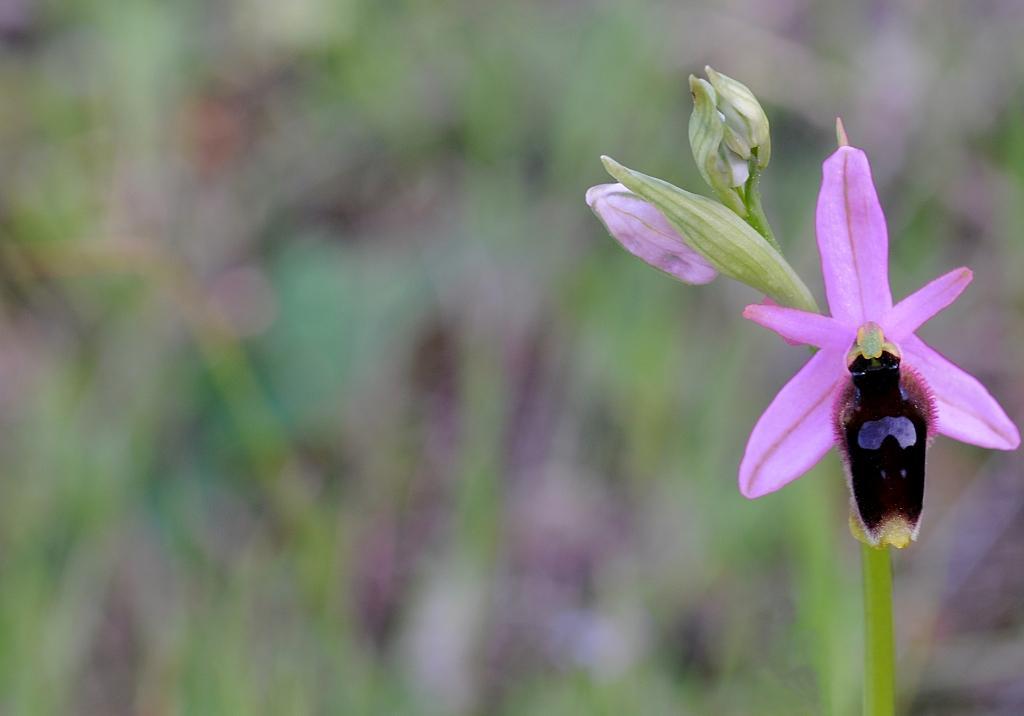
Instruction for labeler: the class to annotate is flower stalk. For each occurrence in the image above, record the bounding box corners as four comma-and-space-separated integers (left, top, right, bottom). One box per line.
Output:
741, 152, 778, 250
861, 543, 895, 716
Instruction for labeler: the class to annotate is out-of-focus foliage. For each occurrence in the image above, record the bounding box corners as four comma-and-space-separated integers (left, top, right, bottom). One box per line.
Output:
2, 0, 1024, 713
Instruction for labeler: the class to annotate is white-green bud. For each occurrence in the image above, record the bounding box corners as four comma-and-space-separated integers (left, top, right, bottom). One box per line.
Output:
688, 68, 772, 212
704, 66, 770, 169
688, 76, 748, 216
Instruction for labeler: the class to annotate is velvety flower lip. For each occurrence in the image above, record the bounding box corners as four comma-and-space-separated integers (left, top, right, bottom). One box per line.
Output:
740, 145, 1020, 500
585, 183, 718, 285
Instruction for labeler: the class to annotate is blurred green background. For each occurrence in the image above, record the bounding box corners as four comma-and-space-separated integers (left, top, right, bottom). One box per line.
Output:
2, 0, 1024, 713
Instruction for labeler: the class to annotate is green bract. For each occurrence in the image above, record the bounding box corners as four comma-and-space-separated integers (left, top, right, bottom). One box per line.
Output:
601, 155, 818, 313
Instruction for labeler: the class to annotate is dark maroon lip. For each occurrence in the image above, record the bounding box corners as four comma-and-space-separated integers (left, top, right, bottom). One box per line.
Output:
836, 350, 934, 544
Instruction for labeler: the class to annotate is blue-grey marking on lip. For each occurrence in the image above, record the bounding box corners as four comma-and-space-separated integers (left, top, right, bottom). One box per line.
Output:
857, 416, 918, 451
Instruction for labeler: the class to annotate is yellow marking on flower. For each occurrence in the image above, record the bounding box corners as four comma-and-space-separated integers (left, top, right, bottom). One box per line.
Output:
877, 519, 914, 549
849, 513, 916, 550
858, 321, 885, 359
846, 321, 902, 368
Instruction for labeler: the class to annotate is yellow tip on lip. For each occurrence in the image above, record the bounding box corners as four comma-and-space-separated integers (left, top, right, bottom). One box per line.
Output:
849, 513, 917, 550
877, 518, 915, 549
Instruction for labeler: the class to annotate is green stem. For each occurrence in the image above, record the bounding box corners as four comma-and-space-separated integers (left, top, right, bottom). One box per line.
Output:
861, 543, 895, 716
742, 155, 781, 252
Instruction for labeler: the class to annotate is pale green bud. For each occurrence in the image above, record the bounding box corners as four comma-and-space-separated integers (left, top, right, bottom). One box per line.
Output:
688, 68, 778, 250
601, 155, 817, 313
688, 76, 747, 217
704, 66, 771, 169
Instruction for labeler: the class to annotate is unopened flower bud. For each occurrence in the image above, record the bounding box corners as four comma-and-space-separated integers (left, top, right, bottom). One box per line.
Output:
600, 155, 817, 313
688, 76, 747, 216
704, 66, 770, 169
585, 183, 717, 285
687, 69, 774, 244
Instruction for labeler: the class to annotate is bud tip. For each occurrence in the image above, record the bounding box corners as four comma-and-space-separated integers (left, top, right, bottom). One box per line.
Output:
835, 117, 849, 147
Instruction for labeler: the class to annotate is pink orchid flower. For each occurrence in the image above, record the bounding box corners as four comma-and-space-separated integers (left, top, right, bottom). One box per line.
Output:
586, 139, 1018, 546
741, 143, 1019, 540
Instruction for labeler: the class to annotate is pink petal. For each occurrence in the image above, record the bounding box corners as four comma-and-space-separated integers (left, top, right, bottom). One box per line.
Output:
901, 335, 1020, 450
739, 349, 845, 498
586, 183, 717, 285
743, 303, 852, 350
815, 147, 893, 325
883, 267, 973, 341
755, 298, 802, 346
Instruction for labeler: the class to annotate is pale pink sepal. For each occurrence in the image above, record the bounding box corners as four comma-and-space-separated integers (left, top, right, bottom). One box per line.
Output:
739, 349, 845, 498
742, 303, 850, 350
902, 335, 1020, 450
757, 298, 801, 346
884, 267, 973, 341
586, 183, 717, 285
815, 147, 892, 325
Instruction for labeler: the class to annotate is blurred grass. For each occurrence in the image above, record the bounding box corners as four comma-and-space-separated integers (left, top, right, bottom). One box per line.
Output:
2, 0, 1024, 713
